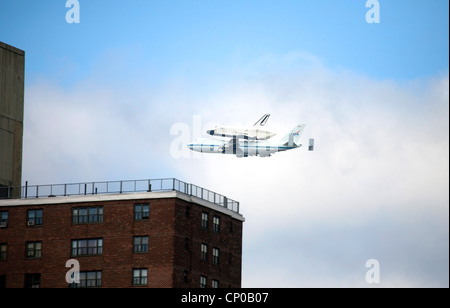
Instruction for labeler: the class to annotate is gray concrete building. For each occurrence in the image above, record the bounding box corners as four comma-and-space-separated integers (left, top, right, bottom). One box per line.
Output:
0, 42, 25, 198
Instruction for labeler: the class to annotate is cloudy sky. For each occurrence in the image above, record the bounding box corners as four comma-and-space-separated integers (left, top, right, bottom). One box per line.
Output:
1, 1, 448, 287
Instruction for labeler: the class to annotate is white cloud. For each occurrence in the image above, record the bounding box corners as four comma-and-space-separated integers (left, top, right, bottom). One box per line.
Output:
22, 51, 449, 287
170, 61, 449, 287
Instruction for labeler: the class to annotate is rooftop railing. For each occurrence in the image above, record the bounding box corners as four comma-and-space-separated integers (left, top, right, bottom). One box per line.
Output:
0, 178, 240, 214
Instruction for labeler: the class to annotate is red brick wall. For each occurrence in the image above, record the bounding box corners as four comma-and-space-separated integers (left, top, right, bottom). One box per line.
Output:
0, 198, 176, 288
172, 199, 243, 288
0, 196, 243, 288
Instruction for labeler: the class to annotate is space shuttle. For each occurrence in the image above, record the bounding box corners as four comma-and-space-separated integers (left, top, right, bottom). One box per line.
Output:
188, 114, 314, 157
206, 114, 276, 140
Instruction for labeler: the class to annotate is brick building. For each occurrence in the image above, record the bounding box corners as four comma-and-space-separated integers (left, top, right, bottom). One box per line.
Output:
0, 179, 244, 288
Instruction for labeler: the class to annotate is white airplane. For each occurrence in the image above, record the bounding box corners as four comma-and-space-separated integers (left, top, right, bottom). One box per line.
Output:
187, 115, 314, 158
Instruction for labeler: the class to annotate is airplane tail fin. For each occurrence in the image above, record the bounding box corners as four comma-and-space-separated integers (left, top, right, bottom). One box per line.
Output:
253, 114, 270, 127
279, 124, 306, 147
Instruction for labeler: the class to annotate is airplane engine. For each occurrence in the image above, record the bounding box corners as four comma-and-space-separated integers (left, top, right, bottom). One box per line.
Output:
236, 153, 248, 158
235, 148, 247, 158
259, 153, 271, 158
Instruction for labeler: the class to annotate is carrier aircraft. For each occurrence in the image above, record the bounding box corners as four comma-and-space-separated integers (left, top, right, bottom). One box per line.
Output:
187, 114, 314, 158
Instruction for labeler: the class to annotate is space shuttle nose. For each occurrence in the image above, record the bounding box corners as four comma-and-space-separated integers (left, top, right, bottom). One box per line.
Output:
207, 130, 215, 136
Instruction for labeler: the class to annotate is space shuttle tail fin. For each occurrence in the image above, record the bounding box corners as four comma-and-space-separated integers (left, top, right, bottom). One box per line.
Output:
253, 114, 270, 127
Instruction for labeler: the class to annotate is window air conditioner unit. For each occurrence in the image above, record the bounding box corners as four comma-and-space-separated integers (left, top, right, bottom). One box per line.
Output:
27, 221, 35, 226
0, 222, 7, 228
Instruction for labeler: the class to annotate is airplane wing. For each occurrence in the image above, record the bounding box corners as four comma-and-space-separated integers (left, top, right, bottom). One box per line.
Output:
218, 136, 245, 156
219, 136, 237, 153
253, 114, 270, 127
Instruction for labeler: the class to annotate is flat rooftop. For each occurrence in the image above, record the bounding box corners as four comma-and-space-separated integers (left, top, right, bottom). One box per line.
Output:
0, 178, 243, 220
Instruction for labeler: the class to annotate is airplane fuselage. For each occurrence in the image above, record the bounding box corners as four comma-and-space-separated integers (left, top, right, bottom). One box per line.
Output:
187, 138, 299, 157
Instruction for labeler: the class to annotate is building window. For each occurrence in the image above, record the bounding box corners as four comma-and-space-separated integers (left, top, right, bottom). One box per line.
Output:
200, 276, 207, 288
27, 209, 43, 226
213, 247, 220, 265
0, 243, 6, 261
0, 211, 8, 228
72, 206, 103, 224
24, 274, 40, 288
212, 279, 219, 288
201, 243, 208, 262
213, 216, 220, 233
132, 269, 148, 286
185, 238, 189, 251
134, 203, 149, 221
71, 238, 103, 256
201, 212, 209, 230
183, 270, 189, 283
70, 271, 102, 288
26, 241, 42, 259
133, 236, 149, 253
230, 221, 233, 233
185, 206, 190, 218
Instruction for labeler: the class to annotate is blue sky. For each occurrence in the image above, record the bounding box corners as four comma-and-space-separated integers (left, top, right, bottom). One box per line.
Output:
1, 0, 448, 87
1, 1, 448, 288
